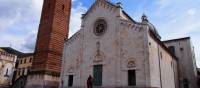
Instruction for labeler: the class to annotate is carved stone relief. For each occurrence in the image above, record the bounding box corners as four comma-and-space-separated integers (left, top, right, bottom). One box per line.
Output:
67, 66, 74, 74
93, 42, 105, 64
127, 61, 136, 68
126, 58, 136, 69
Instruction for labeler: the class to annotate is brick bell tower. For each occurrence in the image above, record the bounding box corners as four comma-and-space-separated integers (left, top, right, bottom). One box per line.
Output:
26, 0, 71, 88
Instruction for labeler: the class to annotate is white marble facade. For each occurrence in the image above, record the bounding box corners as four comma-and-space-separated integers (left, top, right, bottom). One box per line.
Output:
60, 0, 178, 88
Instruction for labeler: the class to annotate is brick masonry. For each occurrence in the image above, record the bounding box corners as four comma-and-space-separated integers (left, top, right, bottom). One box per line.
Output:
26, 0, 71, 88
32, 0, 71, 74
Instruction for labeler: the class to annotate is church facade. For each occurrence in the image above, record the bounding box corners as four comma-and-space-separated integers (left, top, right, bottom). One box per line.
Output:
59, 0, 198, 88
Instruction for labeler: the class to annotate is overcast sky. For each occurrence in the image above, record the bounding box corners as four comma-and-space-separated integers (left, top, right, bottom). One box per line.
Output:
0, 0, 199, 67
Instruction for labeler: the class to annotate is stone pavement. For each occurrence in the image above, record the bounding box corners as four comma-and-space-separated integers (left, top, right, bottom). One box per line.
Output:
0, 85, 10, 88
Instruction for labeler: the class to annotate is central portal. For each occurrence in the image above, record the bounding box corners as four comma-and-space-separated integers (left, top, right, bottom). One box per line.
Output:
93, 65, 103, 86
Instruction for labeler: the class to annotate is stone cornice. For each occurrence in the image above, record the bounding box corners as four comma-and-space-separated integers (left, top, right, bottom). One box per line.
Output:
82, 0, 118, 20
120, 19, 143, 30
65, 30, 82, 46
29, 70, 60, 77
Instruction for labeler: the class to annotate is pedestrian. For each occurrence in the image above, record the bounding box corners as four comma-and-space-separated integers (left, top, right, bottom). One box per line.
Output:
87, 75, 93, 88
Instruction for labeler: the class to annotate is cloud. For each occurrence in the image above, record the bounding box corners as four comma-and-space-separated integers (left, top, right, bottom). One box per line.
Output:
0, 0, 43, 52
0, 0, 87, 53
69, 3, 87, 37
21, 1, 87, 52
0, 11, 21, 30
151, 0, 200, 67
157, 0, 171, 8
187, 8, 197, 16
0, 0, 23, 30
21, 30, 37, 52
192, 37, 200, 68
19, 1, 87, 52
31, 0, 43, 12
21, 2, 86, 52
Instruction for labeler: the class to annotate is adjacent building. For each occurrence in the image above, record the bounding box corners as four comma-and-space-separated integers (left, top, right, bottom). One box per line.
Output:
12, 53, 33, 88
14, 53, 33, 80
0, 48, 18, 87
60, 0, 198, 88
163, 37, 198, 88
0, 47, 34, 88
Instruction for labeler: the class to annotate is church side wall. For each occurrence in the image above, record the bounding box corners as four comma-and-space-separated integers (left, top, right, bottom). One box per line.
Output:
148, 35, 176, 88
159, 46, 176, 88
148, 35, 162, 88
172, 58, 179, 88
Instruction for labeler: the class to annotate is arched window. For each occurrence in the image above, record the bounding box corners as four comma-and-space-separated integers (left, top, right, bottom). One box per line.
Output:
29, 58, 32, 63
62, 5, 65, 10
24, 59, 26, 63
4, 68, 9, 77
183, 79, 189, 88
168, 46, 175, 55
22, 69, 25, 76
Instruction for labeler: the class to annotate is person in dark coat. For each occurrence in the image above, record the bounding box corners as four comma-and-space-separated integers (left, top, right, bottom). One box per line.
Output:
87, 75, 93, 88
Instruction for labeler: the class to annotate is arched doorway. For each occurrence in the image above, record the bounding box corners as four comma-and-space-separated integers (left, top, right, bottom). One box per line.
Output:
11, 76, 27, 88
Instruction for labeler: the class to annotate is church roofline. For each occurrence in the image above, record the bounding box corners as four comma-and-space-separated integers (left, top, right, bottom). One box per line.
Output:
82, 0, 137, 24
65, 30, 81, 45
82, 0, 118, 19
162, 37, 190, 43
0, 47, 24, 56
0, 47, 34, 57
105, 0, 118, 7
149, 31, 178, 60
18, 53, 34, 58
122, 11, 137, 24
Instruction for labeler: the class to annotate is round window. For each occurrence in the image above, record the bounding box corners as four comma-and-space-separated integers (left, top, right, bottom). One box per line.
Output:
94, 19, 107, 36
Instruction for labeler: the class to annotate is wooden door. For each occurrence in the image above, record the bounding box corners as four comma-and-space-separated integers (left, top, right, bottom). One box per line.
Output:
93, 65, 102, 86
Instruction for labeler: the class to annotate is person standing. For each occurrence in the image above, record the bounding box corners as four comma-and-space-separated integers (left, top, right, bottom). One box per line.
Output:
87, 75, 93, 88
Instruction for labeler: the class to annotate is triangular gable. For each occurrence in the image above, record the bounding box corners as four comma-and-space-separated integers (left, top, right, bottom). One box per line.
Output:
82, 0, 138, 24
82, 0, 119, 19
